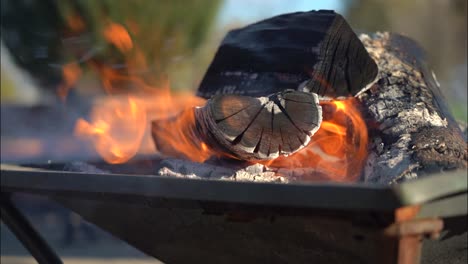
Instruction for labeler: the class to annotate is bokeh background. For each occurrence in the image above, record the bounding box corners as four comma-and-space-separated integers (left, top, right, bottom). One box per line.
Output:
1, 1, 467, 263
1, 0, 466, 119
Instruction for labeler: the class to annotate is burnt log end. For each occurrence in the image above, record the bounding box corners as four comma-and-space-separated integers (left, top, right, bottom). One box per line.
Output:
195, 90, 322, 160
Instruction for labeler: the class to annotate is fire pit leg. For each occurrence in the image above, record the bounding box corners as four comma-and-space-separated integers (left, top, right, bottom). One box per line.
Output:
398, 235, 423, 264
384, 206, 444, 264
0, 193, 63, 264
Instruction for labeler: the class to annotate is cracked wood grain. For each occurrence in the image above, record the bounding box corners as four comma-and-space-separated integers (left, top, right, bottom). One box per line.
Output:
195, 90, 322, 160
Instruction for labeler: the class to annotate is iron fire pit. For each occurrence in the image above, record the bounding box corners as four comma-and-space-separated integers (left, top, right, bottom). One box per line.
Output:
1, 165, 466, 264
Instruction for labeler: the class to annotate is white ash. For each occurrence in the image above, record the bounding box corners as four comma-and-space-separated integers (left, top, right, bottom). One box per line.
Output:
358, 32, 465, 184
363, 134, 419, 184
157, 158, 287, 183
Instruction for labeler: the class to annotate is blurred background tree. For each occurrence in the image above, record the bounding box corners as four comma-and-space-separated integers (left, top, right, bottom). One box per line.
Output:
55, 0, 223, 91
1, 0, 222, 101
1, 0, 465, 120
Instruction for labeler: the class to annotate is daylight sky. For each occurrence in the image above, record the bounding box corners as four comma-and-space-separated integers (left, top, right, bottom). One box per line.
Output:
217, 0, 345, 27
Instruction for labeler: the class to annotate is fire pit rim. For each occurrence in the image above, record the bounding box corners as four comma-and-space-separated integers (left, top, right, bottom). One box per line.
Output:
1, 166, 466, 213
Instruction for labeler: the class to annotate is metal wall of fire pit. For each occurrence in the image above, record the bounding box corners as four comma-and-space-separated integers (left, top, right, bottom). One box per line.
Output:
1, 167, 466, 263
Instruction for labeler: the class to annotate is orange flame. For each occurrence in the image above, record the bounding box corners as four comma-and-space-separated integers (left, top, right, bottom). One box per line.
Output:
103, 22, 134, 52
149, 97, 369, 182
74, 89, 206, 164
57, 63, 82, 102
151, 105, 213, 163
58, 16, 368, 182
74, 96, 146, 164
267, 98, 368, 182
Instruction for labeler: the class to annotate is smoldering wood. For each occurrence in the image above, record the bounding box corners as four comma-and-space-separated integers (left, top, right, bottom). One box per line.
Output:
152, 90, 322, 161
156, 10, 377, 163
194, 90, 322, 160
358, 32, 467, 184
156, 32, 466, 184
197, 10, 377, 99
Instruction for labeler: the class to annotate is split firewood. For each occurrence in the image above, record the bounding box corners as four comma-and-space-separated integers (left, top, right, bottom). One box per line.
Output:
152, 90, 321, 161
357, 32, 467, 184
195, 90, 322, 160
153, 10, 377, 162
153, 11, 465, 184
197, 10, 377, 99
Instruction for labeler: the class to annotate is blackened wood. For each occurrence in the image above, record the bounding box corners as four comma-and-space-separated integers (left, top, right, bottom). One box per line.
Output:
358, 32, 467, 184
195, 90, 322, 160
152, 90, 321, 161
197, 10, 377, 99
155, 32, 466, 183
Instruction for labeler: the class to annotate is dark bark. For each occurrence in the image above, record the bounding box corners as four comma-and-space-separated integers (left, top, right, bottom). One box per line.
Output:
197, 10, 377, 99
358, 32, 467, 184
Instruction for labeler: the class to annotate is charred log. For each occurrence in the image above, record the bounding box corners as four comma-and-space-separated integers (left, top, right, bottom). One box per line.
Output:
155, 32, 467, 184
197, 10, 377, 99
358, 32, 467, 184
154, 10, 379, 162
152, 90, 322, 161
195, 90, 322, 160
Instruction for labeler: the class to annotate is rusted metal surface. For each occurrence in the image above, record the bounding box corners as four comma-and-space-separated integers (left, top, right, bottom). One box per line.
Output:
380, 206, 445, 264
384, 218, 444, 239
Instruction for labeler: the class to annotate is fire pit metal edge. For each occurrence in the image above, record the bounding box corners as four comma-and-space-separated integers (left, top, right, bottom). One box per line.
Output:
1, 167, 465, 212
0, 167, 466, 264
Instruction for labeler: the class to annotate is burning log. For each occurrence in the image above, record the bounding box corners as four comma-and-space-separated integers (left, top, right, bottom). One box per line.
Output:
194, 91, 322, 160
152, 12, 466, 183
153, 10, 377, 163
